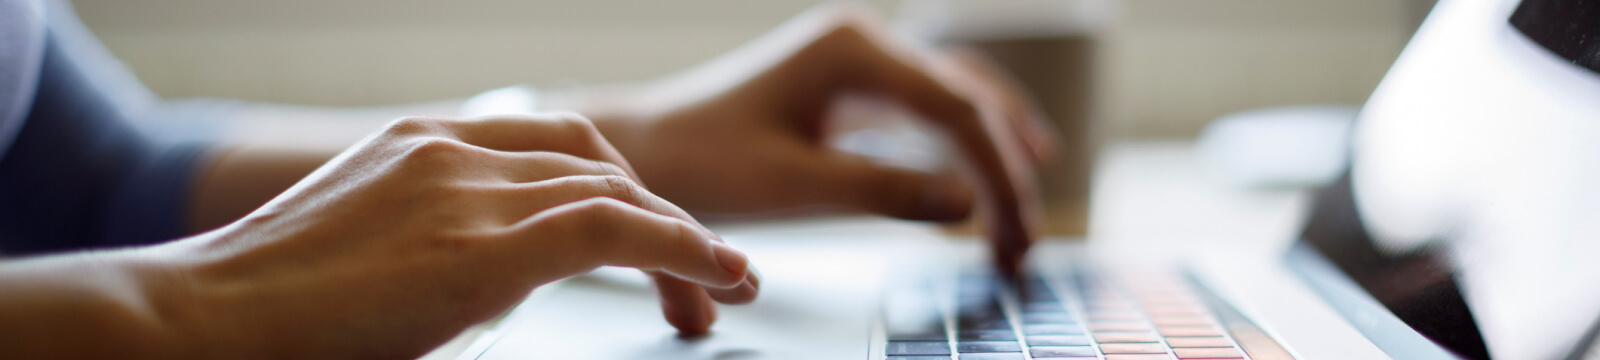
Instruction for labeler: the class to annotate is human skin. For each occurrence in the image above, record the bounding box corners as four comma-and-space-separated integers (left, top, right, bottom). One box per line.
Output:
184, 4, 1053, 338
0, 3, 1055, 359
0, 114, 756, 359
561, 5, 1053, 277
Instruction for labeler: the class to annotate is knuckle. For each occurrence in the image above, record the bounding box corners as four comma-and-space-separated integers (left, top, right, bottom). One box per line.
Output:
549, 112, 611, 150
385, 116, 449, 136
592, 161, 629, 178
594, 175, 644, 203
401, 137, 475, 167
548, 111, 600, 136
408, 137, 469, 157
569, 197, 629, 226
667, 219, 698, 248
813, 5, 877, 46
567, 197, 631, 254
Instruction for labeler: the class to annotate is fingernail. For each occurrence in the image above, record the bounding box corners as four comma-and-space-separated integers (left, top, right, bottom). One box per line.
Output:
711, 243, 749, 277
747, 265, 763, 291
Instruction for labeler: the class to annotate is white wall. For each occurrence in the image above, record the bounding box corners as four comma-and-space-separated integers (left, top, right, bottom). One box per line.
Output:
1097, 0, 1430, 137
71, 0, 1427, 137
72, 0, 899, 106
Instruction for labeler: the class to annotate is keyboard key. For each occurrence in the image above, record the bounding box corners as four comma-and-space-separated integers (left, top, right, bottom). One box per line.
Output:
1023, 312, 1075, 324
887, 357, 952, 360
888, 331, 948, 341
959, 330, 1018, 341
1144, 305, 1207, 316
886, 341, 951, 355
957, 282, 999, 297
957, 303, 1005, 317
1164, 337, 1233, 348
1173, 347, 1244, 359
957, 315, 1008, 327
1088, 310, 1145, 321
957, 306, 1006, 322
1094, 332, 1161, 343
1159, 326, 1223, 337
1029, 346, 1097, 358
1021, 290, 1058, 302
884, 286, 942, 330
1105, 355, 1176, 360
959, 353, 1026, 360
956, 341, 1022, 353
1151, 316, 1213, 326
1100, 343, 1168, 354
958, 319, 1013, 330
1027, 335, 1092, 346
1139, 297, 1201, 306
1086, 302, 1139, 311
1084, 291, 1128, 301
1024, 324, 1086, 335
957, 295, 1003, 306
1024, 302, 1067, 313
1090, 321, 1152, 332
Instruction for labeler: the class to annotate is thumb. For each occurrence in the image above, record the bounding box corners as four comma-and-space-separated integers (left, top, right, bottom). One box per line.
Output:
805, 152, 975, 222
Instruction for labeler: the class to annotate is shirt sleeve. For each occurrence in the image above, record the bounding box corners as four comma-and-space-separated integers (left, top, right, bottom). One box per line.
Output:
0, 0, 46, 162
0, 28, 210, 256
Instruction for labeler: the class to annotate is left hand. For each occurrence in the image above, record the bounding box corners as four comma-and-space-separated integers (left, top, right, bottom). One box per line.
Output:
570, 3, 1056, 276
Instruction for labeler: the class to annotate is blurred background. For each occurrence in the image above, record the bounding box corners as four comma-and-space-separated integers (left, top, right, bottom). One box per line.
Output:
71, 0, 1431, 138
67, 0, 1437, 236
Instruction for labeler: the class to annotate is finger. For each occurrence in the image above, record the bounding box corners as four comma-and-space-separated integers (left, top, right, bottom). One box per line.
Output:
987, 203, 1035, 280
791, 14, 1031, 206
447, 112, 641, 179
497, 178, 758, 333
797, 150, 974, 222
485, 175, 694, 225
510, 197, 750, 289
650, 272, 719, 335
934, 47, 1059, 163
793, 12, 1042, 276
487, 175, 763, 298
705, 267, 761, 305
846, 42, 1034, 212
648, 270, 759, 334
487, 151, 632, 184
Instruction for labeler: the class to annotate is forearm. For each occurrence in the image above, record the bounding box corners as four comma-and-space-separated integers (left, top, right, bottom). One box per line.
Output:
186, 144, 339, 234
0, 248, 194, 358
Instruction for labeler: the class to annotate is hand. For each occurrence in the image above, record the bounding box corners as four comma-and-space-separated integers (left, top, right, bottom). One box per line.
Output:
576, 4, 1054, 276
147, 114, 755, 358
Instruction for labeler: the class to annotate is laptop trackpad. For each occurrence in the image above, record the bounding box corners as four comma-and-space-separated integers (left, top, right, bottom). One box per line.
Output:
475, 245, 885, 360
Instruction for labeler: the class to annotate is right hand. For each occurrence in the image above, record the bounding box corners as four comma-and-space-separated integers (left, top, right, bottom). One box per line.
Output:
148, 113, 757, 358
575, 4, 1051, 277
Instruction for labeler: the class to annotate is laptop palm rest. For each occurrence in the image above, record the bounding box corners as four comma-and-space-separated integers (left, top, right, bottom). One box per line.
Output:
474, 245, 886, 360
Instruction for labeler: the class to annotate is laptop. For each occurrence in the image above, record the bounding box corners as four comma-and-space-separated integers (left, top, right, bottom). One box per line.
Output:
450, 0, 1600, 358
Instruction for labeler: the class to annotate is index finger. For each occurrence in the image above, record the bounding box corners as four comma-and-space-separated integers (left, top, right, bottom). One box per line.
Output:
783, 11, 1041, 275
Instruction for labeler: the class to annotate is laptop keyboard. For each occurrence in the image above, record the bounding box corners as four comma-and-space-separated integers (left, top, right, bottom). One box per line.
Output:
881, 270, 1293, 360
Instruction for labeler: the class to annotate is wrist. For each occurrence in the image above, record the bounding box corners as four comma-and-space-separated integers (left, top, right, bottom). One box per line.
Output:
118, 241, 216, 358
0, 245, 206, 358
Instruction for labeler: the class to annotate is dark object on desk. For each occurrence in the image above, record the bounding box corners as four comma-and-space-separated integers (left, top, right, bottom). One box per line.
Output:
1511, 0, 1600, 74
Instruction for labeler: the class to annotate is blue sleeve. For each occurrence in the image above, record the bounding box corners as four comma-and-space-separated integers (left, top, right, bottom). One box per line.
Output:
0, 29, 210, 256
